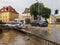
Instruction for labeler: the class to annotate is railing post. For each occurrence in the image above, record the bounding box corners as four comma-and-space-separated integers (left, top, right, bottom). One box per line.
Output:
0, 24, 3, 34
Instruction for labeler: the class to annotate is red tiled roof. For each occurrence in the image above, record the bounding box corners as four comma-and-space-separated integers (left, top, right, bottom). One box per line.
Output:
22, 11, 29, 14
0, 6, 18, 14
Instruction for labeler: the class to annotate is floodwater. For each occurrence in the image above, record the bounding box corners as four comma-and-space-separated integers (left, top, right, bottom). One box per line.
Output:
0, 30, 41, 45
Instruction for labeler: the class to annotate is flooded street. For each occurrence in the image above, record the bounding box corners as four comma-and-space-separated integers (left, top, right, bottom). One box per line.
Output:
0, 30, 41, 45
0, 24, 60, 45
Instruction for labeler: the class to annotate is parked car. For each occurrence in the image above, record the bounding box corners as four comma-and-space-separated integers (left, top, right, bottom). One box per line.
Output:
0, 22, 6, 27
39, 20, 48, 27
31, 20, 48, 27
4, 22, 20, 27
31, 20, 39, 26
4, 23, 16, 27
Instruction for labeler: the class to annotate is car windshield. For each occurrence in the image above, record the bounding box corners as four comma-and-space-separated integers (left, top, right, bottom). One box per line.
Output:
33, 20, 39, 22
39, 20, 44, 23
33, 20, 44, 23
8, 22, 19, 24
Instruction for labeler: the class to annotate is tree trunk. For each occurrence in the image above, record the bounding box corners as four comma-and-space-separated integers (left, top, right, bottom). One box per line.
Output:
34, 15, 37, 20
45, 18, 47, 21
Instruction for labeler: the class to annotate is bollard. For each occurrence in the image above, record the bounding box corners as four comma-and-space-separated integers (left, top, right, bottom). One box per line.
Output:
54, 22, 56, 27
48, 23, 51, 35
48, 18, 51, 36
0, 25, 3, 34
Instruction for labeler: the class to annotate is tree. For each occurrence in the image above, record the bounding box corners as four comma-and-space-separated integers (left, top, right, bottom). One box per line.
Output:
42, 7, 51, 20
30, 2, 44, 19
30, 2, 51, 20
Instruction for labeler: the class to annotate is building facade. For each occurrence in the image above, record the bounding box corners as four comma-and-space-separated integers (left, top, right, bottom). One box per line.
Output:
19, 8, 34, 24
0, 6, 19, 22
48, 14, 60, 24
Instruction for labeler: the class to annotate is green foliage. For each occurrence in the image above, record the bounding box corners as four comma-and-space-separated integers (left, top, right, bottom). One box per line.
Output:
30, 2, 44, 15
30, 2, 51, 20
30, 2, 44, 19
42, 7, 51, 20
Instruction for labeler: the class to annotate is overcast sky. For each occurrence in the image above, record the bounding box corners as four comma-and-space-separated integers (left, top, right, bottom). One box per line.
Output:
0, 0, 60, 14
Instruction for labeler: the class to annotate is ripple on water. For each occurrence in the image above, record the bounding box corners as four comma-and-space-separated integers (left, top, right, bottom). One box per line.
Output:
0, 30, 42, 45
0, 30, 17, 45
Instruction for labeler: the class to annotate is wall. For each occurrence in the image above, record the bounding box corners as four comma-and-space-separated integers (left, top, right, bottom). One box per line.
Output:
0, 12, 18, 22
0, 12, 10, 22
9, 12, 18, 21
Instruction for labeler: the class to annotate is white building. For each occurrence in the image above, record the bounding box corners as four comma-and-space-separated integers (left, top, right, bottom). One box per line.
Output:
49, 14, 60, 23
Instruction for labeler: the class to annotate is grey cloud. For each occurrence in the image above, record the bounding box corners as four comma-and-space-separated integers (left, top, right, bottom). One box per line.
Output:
0, 0, 60, 14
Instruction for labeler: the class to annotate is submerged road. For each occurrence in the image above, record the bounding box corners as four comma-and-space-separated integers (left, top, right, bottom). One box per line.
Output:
0, 29, 41, 45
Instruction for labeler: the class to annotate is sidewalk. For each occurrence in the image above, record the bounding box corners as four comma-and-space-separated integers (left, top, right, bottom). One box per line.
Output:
22, 24, 60, 44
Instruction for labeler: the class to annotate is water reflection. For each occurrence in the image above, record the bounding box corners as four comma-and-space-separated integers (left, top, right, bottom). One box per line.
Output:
0, 30, 17, 45
0, 30, 41, 45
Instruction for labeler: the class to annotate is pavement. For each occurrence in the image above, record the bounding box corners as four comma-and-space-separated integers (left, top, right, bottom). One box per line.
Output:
23, 24, 60, 44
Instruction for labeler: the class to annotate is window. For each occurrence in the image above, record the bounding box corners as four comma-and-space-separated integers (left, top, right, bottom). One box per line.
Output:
1, 10, 3, 12
6, 16, 7, 18
56, 18, 60, 22
3, 16, 4, 18
5, 9, 7, 11
0, 16, 2, 18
